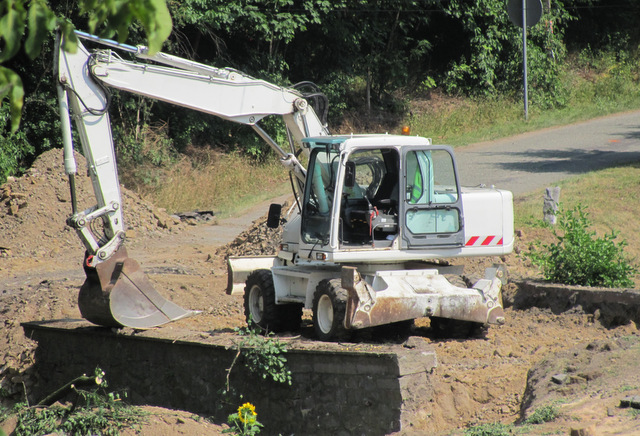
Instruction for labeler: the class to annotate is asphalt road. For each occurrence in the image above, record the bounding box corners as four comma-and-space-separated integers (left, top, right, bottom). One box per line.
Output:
454, 110, 640, 195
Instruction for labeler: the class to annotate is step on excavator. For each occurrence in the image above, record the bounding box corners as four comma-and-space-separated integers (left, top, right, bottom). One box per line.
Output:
56, 31, 513, 337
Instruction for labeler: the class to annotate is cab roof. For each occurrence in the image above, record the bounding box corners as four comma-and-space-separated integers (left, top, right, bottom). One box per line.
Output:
302, 134, 433, 150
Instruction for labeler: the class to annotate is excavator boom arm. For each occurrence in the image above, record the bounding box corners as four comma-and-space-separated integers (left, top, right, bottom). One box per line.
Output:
55, 32, 328, 328
57, 32, 327, 263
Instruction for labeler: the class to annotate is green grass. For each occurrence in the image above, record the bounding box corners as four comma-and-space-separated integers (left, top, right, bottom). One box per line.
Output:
620, 385, 638, 393
463, 422, 513, 436
461, 404, 562, 435
406, 53, 640, 146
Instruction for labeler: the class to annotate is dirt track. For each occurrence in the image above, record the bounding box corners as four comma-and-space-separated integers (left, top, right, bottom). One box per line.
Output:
2, 150, 640, 435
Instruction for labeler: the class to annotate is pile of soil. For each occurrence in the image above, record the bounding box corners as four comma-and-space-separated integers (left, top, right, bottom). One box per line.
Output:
0, 149, 182, 262
215, 215, 283, 258
0, 149, 188, 406
2, 149, 640, 435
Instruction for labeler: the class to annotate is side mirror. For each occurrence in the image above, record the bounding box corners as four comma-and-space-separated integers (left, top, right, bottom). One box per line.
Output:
344, 161, 356, 188
266, 203, 282, 228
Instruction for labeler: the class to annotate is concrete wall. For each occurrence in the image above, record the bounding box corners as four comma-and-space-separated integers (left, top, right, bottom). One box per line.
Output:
23, 320, 436, 436
512, 280, 640, 327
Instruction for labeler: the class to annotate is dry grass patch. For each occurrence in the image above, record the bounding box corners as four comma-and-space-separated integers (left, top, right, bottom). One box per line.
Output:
122, 150, 290, 217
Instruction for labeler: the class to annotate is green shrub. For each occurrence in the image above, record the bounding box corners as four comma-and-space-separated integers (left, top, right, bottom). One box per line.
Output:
8, 368, 145, 436
463, 422, 512, 436
524, 404, 559, 424
0, 104, 34, 181
233, 324, 292, 386
528, 205, 637, 287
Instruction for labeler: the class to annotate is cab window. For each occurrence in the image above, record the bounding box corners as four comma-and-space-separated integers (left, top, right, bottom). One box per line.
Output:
405, 149, 460, 234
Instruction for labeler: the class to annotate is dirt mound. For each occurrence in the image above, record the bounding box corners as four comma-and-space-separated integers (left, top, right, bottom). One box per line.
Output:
0, 148, 188, 402
517, 335, 640, 434
0, 149, 182, 261
215, 215, 283, 258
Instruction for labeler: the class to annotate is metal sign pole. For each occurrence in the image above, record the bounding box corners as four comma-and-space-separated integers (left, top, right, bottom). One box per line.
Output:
522, 0, 529, 120
507, 0, 541, 121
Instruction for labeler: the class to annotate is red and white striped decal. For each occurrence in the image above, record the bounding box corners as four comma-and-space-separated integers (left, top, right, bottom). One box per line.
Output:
465, 235, 503, 247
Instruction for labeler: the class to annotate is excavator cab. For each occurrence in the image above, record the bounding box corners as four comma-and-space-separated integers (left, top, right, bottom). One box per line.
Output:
400, 147, 465, 248
299, 136, 465, 252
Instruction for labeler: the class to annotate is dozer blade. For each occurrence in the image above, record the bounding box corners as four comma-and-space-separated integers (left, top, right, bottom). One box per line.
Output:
78, 246, 197, 329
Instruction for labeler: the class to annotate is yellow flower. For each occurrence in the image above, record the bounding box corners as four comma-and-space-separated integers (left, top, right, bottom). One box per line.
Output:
237, 402, 257, 424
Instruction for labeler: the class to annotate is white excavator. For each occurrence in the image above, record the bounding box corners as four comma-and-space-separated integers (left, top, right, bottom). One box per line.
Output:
56, 31, 513, 339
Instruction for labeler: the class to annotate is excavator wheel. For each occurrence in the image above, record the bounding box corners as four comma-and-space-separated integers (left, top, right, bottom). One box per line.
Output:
312, 278, 351, 341
244, 269, 302, 333
78, 247, 196, 329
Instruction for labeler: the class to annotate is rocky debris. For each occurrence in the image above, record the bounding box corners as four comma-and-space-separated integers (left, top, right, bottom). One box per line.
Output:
519, 335, 640, 423
570, 426, 596, 436
216, 215, 283, 258
171, 210, 216, 225
0, 149, 188, 400
551, 373, 569, 384
620, 395, 640, 409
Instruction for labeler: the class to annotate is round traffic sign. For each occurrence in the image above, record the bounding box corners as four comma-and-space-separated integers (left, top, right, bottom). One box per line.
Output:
507, 0, 543, 28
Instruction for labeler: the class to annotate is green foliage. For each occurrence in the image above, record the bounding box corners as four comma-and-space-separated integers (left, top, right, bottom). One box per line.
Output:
171, 0, 332, 76
8, 368, 145, 436
217, 323, 290, 432
441, 0, 572, 108
464, 422, 512, 436
110, 92, 178, 168
570, 44, 640, 110
25, 0, 57, 59
527, 205, 637, 287
224, 402, 263, 436
80, 0, 172, 54
442, 0, 518, 95
3, 0, 640, 184
0, 65, 24, 132
563, 0, 640, 51
524, 404, 560, 424
234, 324, 292, 385
0, 0, 27, 63
0, 0, 172, 132
0, 103, 33, 179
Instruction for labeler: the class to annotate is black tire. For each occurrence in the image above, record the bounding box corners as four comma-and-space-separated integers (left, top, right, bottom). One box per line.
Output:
244, 269, 302, 333
312, 278, 349, 341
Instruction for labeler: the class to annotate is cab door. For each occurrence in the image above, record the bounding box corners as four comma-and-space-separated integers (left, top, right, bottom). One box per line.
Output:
400, 146, 465, 248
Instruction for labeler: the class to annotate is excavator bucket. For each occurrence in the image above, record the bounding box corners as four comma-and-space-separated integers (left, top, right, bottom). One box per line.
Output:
78, 246, 197, 329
